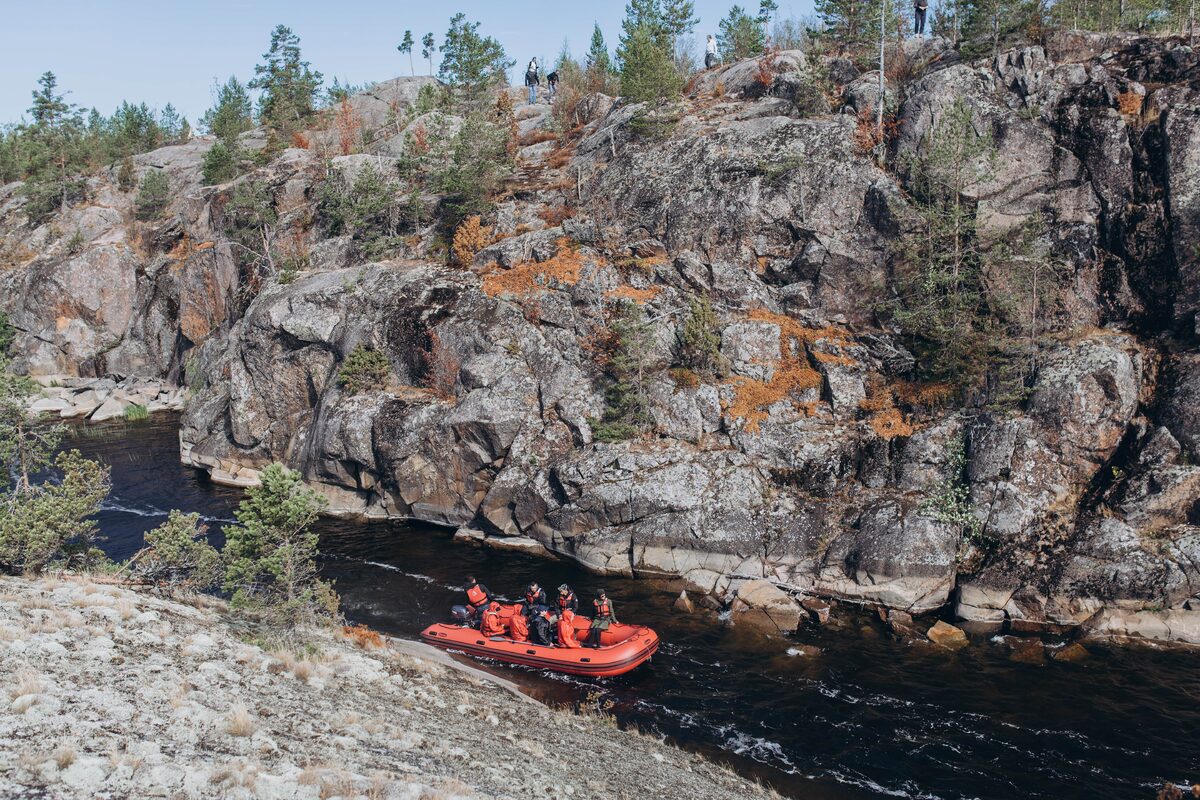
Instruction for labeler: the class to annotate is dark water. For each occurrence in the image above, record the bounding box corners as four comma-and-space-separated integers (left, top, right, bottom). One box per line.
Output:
72, 417, 1198, 800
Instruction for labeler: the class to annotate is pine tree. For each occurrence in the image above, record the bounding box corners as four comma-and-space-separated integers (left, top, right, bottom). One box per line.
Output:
200, 77, 253, 143
22, 72, 86, 221
717, 5, 768, 59
587, 23, 613, 74
816, 0, 884, 49
438, 14, 514, 102
248, 25, 324, 133
222, 463, 338, 625
134, 169, 170, 220
421, 32, 436, 75
398, 30, 415, 75
619, 22, 684, 104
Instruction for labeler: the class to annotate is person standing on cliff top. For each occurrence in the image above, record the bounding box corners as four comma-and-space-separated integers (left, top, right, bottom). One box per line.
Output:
705, 34, 718, 69
914, 0, 928, 36
524, 57, 540, 104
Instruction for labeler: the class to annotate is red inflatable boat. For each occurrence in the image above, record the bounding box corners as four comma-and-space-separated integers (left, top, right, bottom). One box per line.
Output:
420, 605, 659, 678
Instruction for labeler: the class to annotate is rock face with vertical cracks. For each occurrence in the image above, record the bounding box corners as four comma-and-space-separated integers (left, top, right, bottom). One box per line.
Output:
4, 45, 1200, 644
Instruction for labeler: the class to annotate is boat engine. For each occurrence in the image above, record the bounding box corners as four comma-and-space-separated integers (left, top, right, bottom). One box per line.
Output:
450, 604, 472, 623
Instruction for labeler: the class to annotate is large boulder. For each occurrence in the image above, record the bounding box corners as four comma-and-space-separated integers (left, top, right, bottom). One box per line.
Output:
730, 579, 803, 633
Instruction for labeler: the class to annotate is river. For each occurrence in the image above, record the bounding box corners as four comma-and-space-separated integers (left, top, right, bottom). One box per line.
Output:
72, 416, 1197, 800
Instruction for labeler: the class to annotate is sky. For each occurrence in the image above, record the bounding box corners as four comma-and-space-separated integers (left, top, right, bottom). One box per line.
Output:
0, 0, 816, 127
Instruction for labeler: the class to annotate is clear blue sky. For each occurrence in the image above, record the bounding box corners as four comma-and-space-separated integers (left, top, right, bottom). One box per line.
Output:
0, 0, 816, 127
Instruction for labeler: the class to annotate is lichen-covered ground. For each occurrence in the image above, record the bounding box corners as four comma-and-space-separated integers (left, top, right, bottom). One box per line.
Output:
0, 576, 773, 799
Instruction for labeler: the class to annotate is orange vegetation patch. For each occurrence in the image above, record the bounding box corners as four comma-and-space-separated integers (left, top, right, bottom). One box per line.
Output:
859, 388, 917, 440
482, 237, 590, 298
537, 203, 576, 226
811, 349, 857, 367
1117, 91, 1144, 116
519, 129, 559, 147
605, 284, 662, 304
166, 234, 192, 261
341, 624, 384, 650
746, 308, 850, 346
893, 379, 955, 407
194, 241, 215, 251
726, 360, 822, 433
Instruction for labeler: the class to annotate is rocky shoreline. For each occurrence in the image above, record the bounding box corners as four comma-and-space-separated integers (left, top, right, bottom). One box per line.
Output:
0, 575, 774, 800
25, 375, 185, 422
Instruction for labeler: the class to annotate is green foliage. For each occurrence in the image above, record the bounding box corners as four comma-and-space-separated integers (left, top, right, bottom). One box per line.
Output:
421, 32, 437, 75
221, 180, 279, 279
594, 301, 656, 441
65, 228, 85, 255
200, 140, 242, 185
890, 100, 993, 386
920, 433, 983, 540
676, 294, 726, 378
200, 77, 254, 143
117, 155, 136, 191
222, 463, 338, 625
438, 13, 514, 102
248, 25, 323, 134
587, 22, 615, 82
619, 23, 684, 105
123, 403, 149, 421
399, 29, 416, 75
0, 313, 14, 354
134, 169, 170, 220
337, 345, 391, 394
816, 0, 886, 49
433, 112, 510, 229
717, 5, 768, 60
316, 162, 405, 258
958, 0, 1045, 58
133, 510, 221, 591
0, 450, 112, 575
0, 360, 64, 494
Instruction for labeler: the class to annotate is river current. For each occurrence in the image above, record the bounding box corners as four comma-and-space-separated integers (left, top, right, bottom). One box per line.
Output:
72, 417, 1198, 799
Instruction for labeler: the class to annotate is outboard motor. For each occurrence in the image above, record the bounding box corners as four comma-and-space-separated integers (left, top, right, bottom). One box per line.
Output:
450, 604, 472, 624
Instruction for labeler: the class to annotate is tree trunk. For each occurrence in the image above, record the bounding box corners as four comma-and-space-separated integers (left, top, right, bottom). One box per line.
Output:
877, 0, 886, 163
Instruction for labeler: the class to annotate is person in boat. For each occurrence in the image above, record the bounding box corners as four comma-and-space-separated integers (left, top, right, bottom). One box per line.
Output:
508, 608, 529, 642
522, 581, 548, 615
557, 608, 582, 649
530, 609, 557, 646
555, 584, 578, 614
480, 600, 507, 637
464, 576, 492, 625
586, 588, 617, 647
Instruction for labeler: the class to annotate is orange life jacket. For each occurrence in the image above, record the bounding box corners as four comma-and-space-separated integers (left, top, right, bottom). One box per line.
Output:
480, 605, 505, 637
466, 583, 487, 607
594, 598, 612, 619
557, 612, 581, 648
508, 612, 529, 642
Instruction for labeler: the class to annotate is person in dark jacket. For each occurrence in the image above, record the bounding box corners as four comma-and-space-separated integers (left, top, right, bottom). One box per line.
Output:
522, 582, 548, 615
914, 0, 928, 35
547, 70, 559, 100
555, 584, 578, 614
524, 58, 540, 105
530, 609, 557, 645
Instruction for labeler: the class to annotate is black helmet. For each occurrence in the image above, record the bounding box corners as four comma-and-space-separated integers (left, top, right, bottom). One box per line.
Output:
598, 588, 607, 596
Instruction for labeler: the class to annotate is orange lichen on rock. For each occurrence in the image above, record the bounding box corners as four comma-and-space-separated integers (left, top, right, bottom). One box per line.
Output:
482, 237, 590, 298
605, 284, 662, 304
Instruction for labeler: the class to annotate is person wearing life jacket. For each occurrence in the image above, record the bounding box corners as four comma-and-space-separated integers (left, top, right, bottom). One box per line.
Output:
508, 609, 529, 642
586, 589, 617, 647
480, 601, 506, 637
464, 576, 492, 625
555, 584, 578, 614
522, 582, 548, 615
557, 608, 582, 648
530, 609, 556, 646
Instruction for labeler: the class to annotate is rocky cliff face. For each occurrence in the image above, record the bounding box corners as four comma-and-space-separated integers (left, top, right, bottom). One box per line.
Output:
2, 38, 1198, 643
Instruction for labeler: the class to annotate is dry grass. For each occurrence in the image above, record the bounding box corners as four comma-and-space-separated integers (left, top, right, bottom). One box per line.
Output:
115, 598, 136, 620
537, 203, 575, 226
341, 624, 385, 650
210, 759, 258, 790
291, 659, 316, 682
892, 379, 955, 407
8, 670, 45, 701
519, 129, 559, 147
859, 390, 916, 439
1117, 91, 1144, 116
605, 284, 662, 304
420, 779, 478, 800
481, 237, 591, 298
225, 704, 257, 737
52, 745, 76, 770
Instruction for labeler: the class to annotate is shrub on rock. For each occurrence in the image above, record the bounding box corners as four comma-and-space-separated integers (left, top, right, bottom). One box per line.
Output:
338, 345, 390, 394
